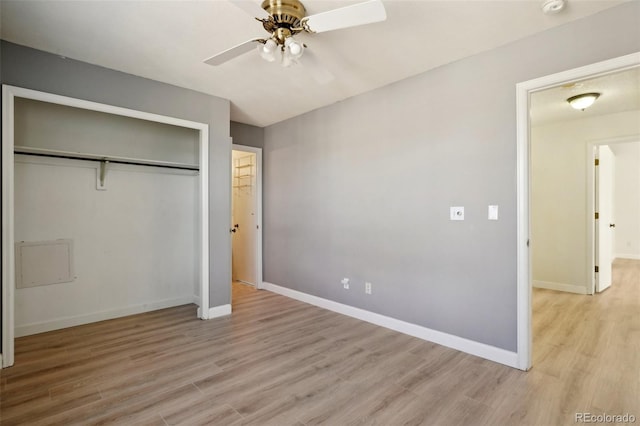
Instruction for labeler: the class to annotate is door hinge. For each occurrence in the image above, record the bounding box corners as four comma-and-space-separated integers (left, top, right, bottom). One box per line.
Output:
595, 266, 599, 273
595, 212, 599, 220
595, 159, 599, 166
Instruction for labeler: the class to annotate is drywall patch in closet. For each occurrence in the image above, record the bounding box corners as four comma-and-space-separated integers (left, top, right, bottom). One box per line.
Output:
16, 239, 75, 289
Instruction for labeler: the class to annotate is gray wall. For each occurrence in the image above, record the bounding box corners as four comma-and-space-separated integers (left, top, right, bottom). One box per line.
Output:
231, 121, 264, 149
263, 2, 640, 352
1, 41, 232, 312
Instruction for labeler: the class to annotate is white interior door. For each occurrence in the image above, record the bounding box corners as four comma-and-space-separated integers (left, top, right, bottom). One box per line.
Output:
232, 151, 257, 286
596, 145, 615, 292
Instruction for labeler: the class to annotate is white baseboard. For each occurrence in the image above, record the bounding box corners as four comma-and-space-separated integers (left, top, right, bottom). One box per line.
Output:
15, 296, 197, 338
197, 304, 232, 319
615, 253, 640, 260
533, 280, 588, 295
262, 282, 519, 369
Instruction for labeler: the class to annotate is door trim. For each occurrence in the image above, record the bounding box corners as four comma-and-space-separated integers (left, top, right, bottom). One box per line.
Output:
2, 85, 210, 368
231, 144, 263, 290
515, 51, 640, 371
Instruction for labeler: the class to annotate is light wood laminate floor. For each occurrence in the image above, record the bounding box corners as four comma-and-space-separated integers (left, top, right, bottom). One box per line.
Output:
1, 261, 638, 425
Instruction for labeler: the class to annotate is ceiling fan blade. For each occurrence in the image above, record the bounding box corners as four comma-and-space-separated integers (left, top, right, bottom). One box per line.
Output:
302, 0, 386, 34
228, 0, 270, 20
301, 49, 334, 85
204, 39, 262, 66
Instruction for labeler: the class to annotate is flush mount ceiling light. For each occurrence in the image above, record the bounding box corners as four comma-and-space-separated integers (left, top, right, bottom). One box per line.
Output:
542, 0, 566, 14
567, 92, 601, 111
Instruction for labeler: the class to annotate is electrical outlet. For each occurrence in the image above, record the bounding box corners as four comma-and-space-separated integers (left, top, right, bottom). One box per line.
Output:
365, 282, 372, 294
341, 278, 350, 289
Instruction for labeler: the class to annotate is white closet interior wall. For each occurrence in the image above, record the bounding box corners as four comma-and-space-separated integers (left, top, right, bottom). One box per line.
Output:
14, 98, 200, 337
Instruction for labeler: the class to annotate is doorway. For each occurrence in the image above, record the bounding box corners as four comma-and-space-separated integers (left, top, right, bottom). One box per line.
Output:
516, 52, 640, 370
591, 139, 640, 292
231, 145, 262, 292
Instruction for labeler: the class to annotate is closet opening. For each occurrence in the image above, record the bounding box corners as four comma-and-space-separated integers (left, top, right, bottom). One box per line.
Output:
2, 85, 210, 368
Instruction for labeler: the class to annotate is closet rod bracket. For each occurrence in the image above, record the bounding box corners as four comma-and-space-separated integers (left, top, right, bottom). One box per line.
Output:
97, 160, 109, 191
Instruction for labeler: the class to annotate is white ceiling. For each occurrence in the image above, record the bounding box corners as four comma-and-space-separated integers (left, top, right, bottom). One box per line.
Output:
0, 0, 629, 127
531, 66, 640, 126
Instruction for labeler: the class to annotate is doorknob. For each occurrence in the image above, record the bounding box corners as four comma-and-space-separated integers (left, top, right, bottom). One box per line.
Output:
230, 228, 236, 233
234, 224, 239, 228
609, 223, 616, 228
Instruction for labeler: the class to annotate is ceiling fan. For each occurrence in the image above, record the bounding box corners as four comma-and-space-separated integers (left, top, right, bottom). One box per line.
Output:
203, 0, 387, 72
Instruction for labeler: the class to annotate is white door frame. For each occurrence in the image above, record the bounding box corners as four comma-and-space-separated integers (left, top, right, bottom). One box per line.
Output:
588, 136, 640, 294
515, 51, 640, 370
231, 144, 263, 290
2, 85, 210, 368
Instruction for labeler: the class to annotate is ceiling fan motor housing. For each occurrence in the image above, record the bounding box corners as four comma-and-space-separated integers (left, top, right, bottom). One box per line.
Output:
261, 0, 306, 43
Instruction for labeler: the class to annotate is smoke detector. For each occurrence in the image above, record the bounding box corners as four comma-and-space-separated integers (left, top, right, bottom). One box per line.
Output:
542, 0, 566, 14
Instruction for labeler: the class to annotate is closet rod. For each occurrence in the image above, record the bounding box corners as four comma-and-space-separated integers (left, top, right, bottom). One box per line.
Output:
14, 146, 199, 171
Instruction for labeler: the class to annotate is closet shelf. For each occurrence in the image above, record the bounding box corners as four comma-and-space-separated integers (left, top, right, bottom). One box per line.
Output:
14, 146, 199, 171
235, 164, 254, 169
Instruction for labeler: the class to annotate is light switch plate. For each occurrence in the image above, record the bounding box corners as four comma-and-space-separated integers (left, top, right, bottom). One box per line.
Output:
450, 206, 464, 221
341, 278, 350, 289
488, 205, 499, 220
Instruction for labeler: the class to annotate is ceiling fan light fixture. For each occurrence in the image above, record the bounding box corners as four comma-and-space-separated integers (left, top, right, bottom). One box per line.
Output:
567, 92, 600, 110
259, 38, 279, 62
284, 36, 304, 59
